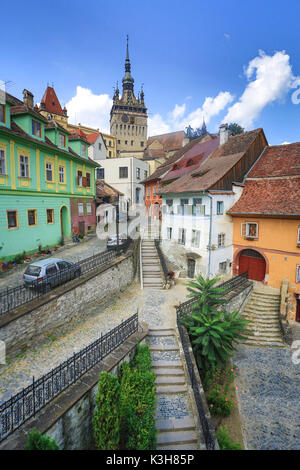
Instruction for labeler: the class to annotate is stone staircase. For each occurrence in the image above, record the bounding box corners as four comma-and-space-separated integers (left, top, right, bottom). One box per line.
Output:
241, 286, 284, 347
148, 328, 204, 450
141, 239, 164, 289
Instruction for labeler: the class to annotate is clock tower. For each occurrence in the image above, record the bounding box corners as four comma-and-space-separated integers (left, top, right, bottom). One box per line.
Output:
110, 36, 148, 158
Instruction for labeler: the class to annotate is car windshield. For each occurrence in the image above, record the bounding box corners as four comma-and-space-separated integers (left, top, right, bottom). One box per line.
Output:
25, 265, 41, 277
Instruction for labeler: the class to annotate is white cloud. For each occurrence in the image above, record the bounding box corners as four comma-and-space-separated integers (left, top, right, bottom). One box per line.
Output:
148, 113, 171, 135
224, 50, 299, 129
169, 103, 186, 120
281, 141, 291, 145
66, 86, 112, 133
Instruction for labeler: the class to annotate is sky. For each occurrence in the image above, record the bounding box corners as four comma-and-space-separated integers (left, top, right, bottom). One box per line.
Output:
1, 0, 300, 145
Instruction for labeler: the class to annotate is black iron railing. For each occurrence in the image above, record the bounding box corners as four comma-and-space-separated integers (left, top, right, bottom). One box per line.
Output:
176, 272, 249, 317
154, 239, 168, 282
0, 312, 138, 443
0, 240, 133, 316
177, 317, 217, 450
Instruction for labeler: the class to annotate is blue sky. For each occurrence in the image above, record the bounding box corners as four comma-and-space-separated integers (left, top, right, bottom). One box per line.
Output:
2, 0, 300, 144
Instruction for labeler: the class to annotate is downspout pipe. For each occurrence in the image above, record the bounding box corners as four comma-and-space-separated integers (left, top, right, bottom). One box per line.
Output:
205, 192, 213, 278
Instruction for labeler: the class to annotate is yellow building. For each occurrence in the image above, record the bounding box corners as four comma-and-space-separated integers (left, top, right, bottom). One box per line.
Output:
228, 143, 300, 322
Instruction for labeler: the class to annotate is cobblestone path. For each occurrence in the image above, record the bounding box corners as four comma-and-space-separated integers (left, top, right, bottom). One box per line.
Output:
234, 345, 300, 450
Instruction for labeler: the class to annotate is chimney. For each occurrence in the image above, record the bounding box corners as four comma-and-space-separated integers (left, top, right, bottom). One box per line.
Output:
63, 106, 68, 117
219, 123, 229, 146
23, 89, 34, 109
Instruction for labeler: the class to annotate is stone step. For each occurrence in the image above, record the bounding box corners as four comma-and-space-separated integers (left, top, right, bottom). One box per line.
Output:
155, 375, 186, 385
241, 336, 284, 344
148, 329, 176, 336
152, 368, 184, 376
156, 384, 188, 394
156, 416, 195, 431
142, 265, 161, 271
152, 360, 183, 368
157, 430, 198, 446
246, 331, 282, 338
252, 291, 281, 297
156, 443, 199, 450
243, 307, 279, 315
150, 344, 179, 351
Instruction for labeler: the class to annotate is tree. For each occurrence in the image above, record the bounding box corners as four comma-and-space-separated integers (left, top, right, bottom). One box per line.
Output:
93, 372, 121, 450
25, 429, 59, 450
228, 123, 244, 136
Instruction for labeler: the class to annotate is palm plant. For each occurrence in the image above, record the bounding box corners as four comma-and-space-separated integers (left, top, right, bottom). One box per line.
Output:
186, 275, 228, 310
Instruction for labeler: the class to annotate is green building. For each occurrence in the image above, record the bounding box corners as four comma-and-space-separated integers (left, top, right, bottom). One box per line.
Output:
0, 89, 98, 261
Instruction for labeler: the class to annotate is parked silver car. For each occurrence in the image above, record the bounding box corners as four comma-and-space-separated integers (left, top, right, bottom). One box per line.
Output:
23, 258, 81, 292
106, 233, 127, 250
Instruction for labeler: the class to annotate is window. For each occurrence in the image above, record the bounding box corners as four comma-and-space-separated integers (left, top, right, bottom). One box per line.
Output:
298, 228, 300, 245
136, 168, 141, 180
46, 264, 58, 276
297, 265, 300, 283
46, 162, 53, 181
0, 104, 5, 123
166, 199, 174, 214
131, 140, 134, 146
153, 186, 156, 195
59, 133, 66, 147
191, 230, 200, 248
78, 203, 84, 216
178, 228, 186, 245
98, 143, 102, 150
217, 201, 224, 215
28, 209, 37, 226
86, 172, 91, 187
47, 209, 54, 224
125, 140, 128, 145
32, 120, 41, 137
59, 165, 65, 183
19, 155, 29, 178
144, 170, 147, 178
192, 198, 203, 215
109, 141, 111, 147
219, 262, 227, 273
81, 143, 86, 155
242, 222, 258, 239
0, 149, 6, 175
167, 227, 172, 239
180, 198, 189, 215
7, 211, 18, 229
57, 261, 70, 271
140, 141, 144, 147
109, 151, 112, 158
218, 233, 225, 248
77, 170, 83, 186
147, 187, 150, 196
118, 140, 121, 144
119, 167, 128, 178
97, 168, 104, 179
86, 203, 92, 214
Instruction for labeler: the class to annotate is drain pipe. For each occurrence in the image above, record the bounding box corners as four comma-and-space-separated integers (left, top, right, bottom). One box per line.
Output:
205, 192, 213, 278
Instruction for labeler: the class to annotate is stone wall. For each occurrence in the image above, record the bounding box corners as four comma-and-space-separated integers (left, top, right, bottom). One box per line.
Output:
224, 285, 253, 315
0, 253, 136, 357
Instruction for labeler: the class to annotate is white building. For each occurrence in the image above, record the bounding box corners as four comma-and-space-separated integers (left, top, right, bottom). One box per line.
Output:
98, 157, 149, 210
160, 126, 268, 279
86, 132, 107, 166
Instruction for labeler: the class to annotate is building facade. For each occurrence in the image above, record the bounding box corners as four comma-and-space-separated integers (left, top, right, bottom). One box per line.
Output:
0, 90, 98, 260
110, 37, 148, 159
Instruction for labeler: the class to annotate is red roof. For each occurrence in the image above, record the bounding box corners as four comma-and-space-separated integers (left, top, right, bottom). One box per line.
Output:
147, 131, 187, 152
228, 141, 300, 216
86, 132, 100, 144
39, 86, 64, 116
162, 137, 220, 182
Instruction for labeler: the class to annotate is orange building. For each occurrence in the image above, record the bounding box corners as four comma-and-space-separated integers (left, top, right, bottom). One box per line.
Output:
228, 143, 300, 322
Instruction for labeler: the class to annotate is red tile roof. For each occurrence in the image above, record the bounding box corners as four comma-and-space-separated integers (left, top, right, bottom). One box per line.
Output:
69, 129, 89, 144
228, 178, 300, 216
147, 130, 187, 152
39, 86, 64, 116
161, 129, 264, 194
86, 132, 100, 144
96, 179, 123, 198
228, 141, 300, 216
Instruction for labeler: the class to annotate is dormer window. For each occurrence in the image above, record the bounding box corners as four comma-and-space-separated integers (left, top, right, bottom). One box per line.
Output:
186, 159, 194, 167
172, 164, 179, 171
81, 143, 86, 155
0, 104, 5, 123
241, 222, 258, 239
59, 133, 66, 147
32, 120, 41, 137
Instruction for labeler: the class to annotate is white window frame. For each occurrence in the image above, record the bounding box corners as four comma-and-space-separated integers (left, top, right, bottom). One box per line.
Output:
78, 203, 84, 216
19, 155, 29, 178
59, 165, 65, 183
298, 228, 300, 245
59, 133, 66, 147
191, 229, 200, 248
218, 233, 225, 248
167, 227, 172, 240
217, 201, 224, 215
178, 228, 186, 245
46, 162, 53, 181
136, 168, 141, 180
0, 149, 6, 175
296, 265, 300, 283
86, 203, 92, 215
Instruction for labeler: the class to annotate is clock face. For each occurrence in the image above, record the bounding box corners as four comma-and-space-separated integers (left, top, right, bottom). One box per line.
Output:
122, 114, 128, 123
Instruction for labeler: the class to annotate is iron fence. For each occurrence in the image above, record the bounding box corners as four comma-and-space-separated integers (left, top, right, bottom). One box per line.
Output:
0, 312, 138, 443
154, 239, 168, 282
0, 239, 133, 316
177, 316, 216, 450
176, 271, 249, 317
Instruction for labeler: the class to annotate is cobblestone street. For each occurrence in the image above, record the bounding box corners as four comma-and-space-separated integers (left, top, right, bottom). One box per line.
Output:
0, 280, 189, 403
234, 345, 300, 450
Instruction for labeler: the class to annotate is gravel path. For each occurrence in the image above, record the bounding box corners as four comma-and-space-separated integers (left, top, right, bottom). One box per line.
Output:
0, 281, 189, 403
234, 345, 300, 450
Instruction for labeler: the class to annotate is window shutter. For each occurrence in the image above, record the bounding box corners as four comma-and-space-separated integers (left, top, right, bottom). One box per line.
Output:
186, 205, 193, 215
241, 223, 247, 238
82, 177, 87, 187
162, 205, 167, 214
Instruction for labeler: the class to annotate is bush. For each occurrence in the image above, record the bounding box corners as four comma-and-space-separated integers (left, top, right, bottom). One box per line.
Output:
216, 426, 243, 450
207, 385, 234, 417
93, 372, 121, 450
119, 345, 156, 450
25, 429, 59, 450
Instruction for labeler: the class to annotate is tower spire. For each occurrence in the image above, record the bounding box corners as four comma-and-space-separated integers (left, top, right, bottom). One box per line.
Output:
122, 34, 134, 95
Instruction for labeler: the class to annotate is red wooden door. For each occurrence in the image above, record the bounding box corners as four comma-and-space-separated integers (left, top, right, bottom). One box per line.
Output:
239, 251, 266, 282
296, 300, 300, 323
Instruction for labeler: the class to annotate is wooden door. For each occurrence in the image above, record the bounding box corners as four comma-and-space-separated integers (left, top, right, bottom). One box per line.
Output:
79, 221, 85, 235
296, 299, 300, 323
239, 250, 266, 282
187, 258, 196, 279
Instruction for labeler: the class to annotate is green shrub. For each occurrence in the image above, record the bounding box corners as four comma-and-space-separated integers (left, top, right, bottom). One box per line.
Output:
93, 372, 121, 450
119, 345, 156, 450
216, 426, 243, 450
207, 385, 234, 417
25, 429, 59, 450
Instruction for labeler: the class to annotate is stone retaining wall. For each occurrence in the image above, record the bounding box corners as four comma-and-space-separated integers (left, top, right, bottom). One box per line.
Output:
0, 252, 137, 357
224, 284, 253, 315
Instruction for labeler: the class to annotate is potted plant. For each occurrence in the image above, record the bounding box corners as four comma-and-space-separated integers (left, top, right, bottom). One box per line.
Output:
167, 271, 175, 285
